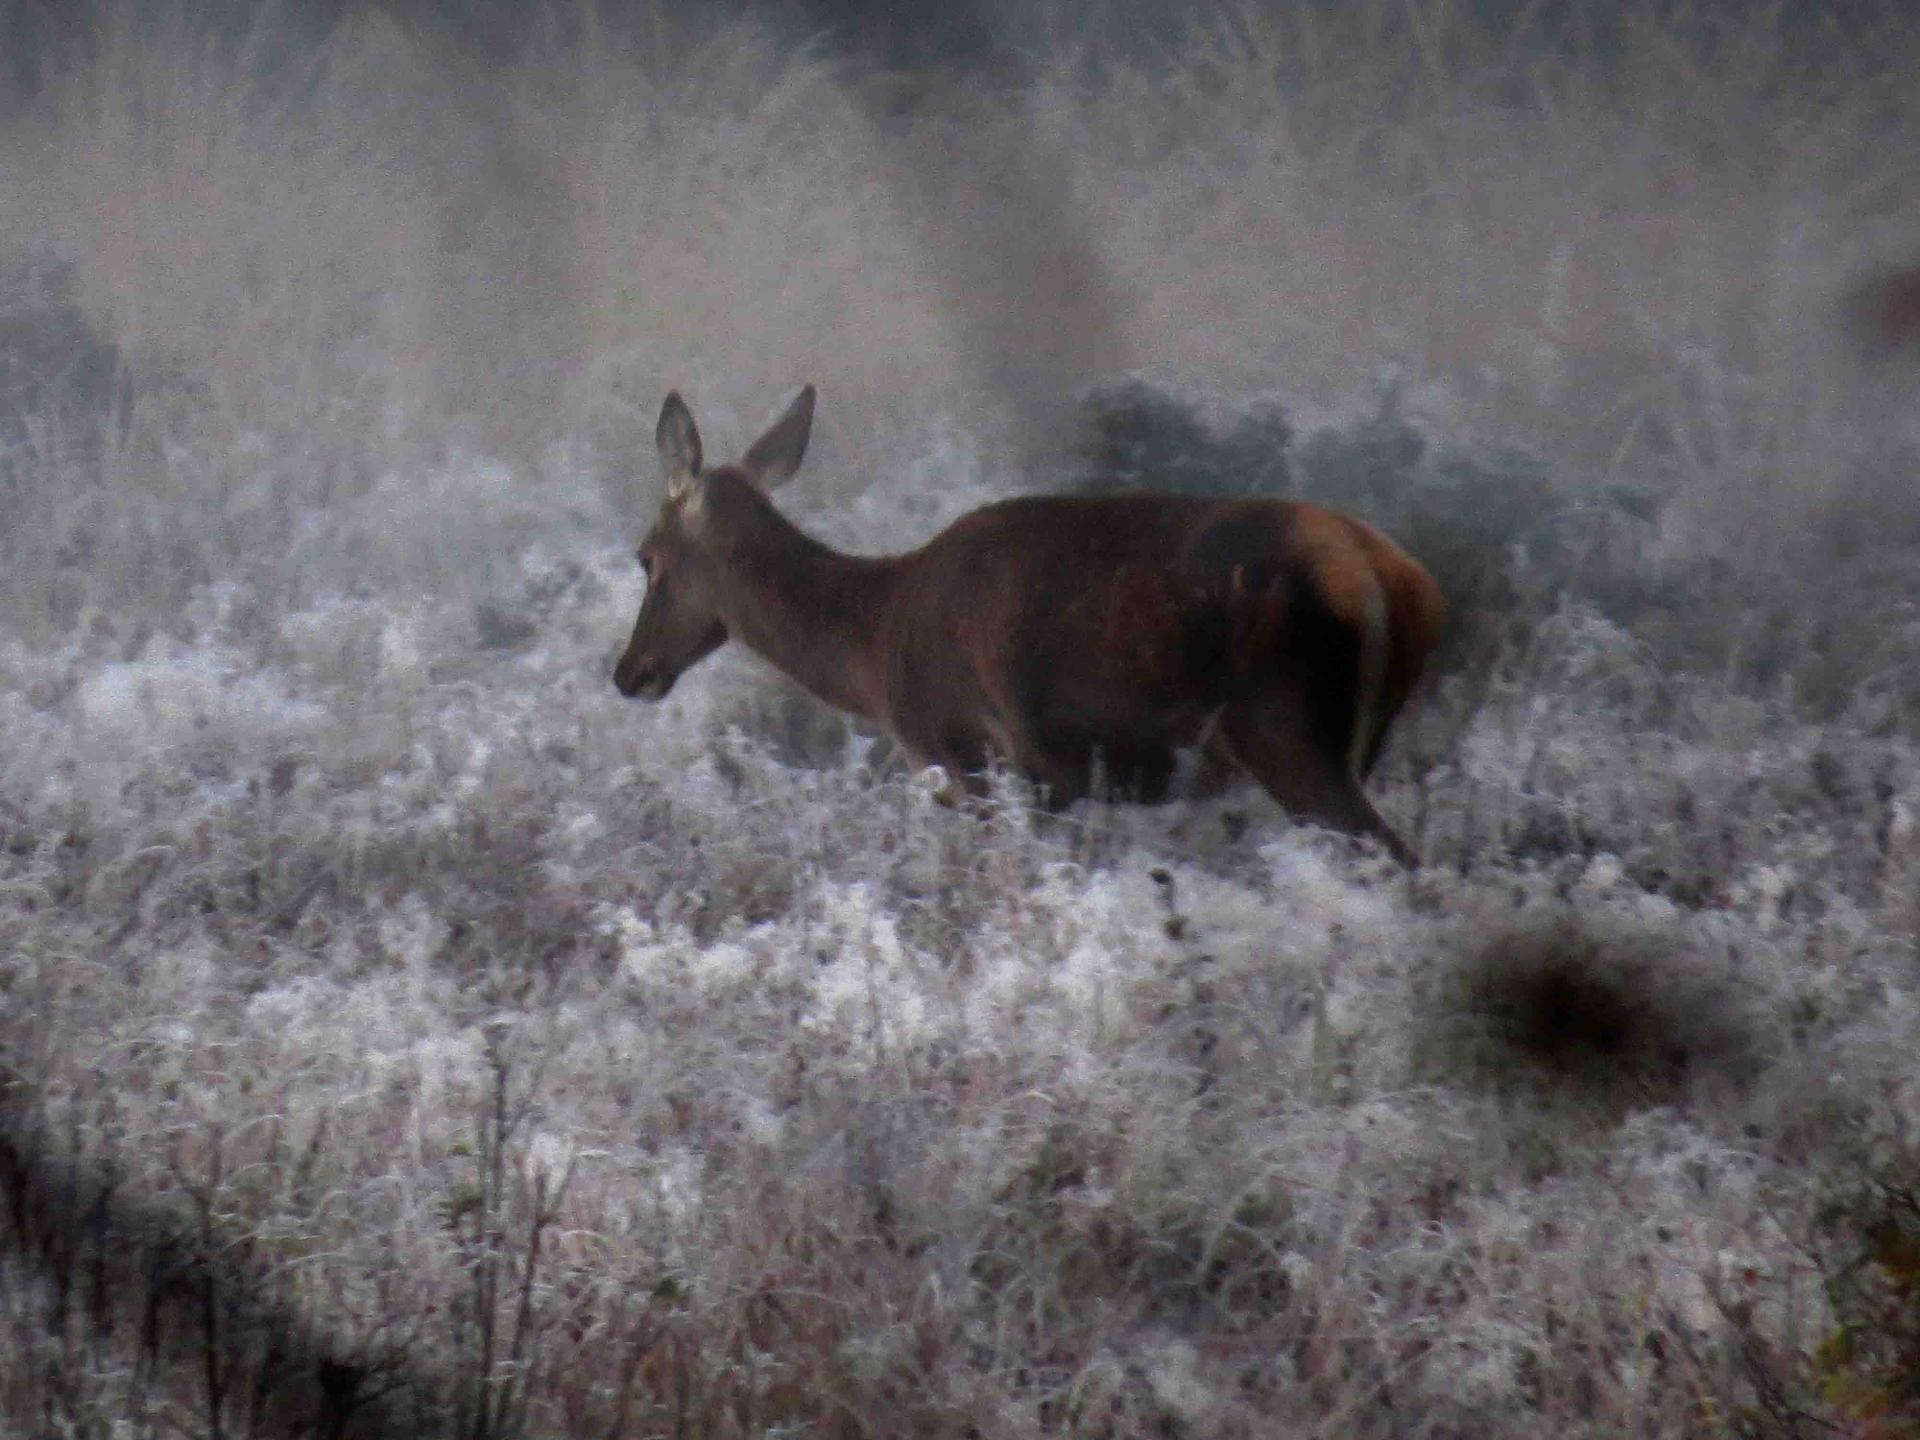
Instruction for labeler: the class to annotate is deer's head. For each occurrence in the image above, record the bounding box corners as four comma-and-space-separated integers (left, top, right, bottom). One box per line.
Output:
613, 386, 815, 700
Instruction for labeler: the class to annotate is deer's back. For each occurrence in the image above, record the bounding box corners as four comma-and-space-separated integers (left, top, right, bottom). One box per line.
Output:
880, 492, 1439, 758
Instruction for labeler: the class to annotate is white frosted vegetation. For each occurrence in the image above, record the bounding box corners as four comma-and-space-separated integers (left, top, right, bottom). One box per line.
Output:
5, 376, 1917, 1431
3, 491, 1909, 1430
2, 2, 1919, 1434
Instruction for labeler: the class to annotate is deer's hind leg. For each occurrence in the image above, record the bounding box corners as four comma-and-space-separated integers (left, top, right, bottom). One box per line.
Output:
1219, 697, 1414, 865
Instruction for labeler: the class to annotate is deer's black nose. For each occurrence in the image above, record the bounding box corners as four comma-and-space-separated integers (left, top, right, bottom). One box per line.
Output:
614, 660, 652, 698
615, 658, 671, 699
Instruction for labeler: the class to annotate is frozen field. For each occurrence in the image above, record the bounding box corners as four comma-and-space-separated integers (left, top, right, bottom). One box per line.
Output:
2, 4, 1918, 1435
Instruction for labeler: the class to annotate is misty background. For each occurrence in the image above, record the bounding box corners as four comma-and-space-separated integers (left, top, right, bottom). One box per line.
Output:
2, 2, 1919, 1436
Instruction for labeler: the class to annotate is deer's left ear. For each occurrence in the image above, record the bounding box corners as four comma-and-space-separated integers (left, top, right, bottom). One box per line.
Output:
657, 391, 703, 499
740, 385, 815, 492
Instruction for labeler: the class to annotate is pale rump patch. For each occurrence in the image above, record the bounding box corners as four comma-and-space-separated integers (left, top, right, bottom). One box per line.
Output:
1286, 508, 1391, 777
1348, 581, 1389, 777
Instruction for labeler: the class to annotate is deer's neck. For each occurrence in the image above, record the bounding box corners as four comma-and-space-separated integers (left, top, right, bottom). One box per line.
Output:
710, 493, 896, 726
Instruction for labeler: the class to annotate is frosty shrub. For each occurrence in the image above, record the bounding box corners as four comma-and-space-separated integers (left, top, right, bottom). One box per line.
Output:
1072, 380, 1295, 500
1803, 1134, 1920, 1435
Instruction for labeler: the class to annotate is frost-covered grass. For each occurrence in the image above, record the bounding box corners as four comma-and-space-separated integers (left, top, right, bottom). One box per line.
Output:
4, 2, 1920, 1437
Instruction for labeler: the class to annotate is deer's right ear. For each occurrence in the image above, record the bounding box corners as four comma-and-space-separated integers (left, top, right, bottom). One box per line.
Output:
739, 384, 815, 492
656, 392, 703, 496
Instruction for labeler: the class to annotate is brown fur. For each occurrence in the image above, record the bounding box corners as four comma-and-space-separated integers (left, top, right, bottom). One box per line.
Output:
615, 388, 1447, 862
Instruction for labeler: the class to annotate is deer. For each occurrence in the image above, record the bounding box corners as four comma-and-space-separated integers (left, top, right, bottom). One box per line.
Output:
613, 387, 1447, 863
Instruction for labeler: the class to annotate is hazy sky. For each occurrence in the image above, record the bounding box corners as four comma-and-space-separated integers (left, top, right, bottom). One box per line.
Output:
2, 0, 1855, 93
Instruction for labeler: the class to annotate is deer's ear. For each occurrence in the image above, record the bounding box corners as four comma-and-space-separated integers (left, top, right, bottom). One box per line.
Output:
740, 385, 814, 492
656, 392, 703, 495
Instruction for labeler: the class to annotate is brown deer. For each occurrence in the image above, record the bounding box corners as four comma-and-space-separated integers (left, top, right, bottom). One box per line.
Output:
614, 387, 1446, 862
